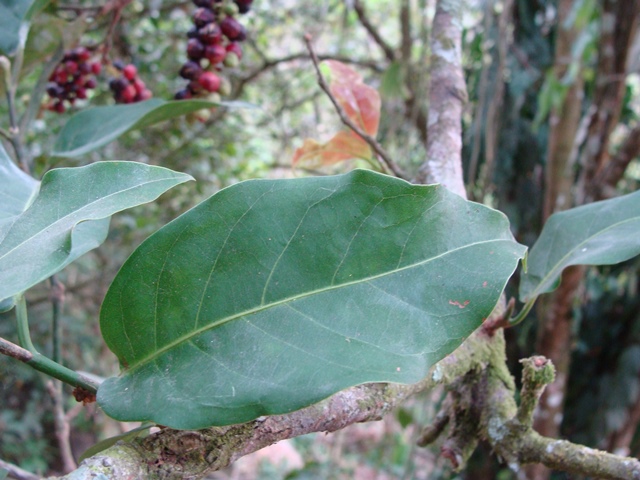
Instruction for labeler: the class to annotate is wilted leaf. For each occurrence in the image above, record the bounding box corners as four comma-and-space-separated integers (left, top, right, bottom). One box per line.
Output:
0, 161, 193, 302
520, 190, 640, 302
293, 61, 381, 169
98, 170, 525, 429
52, 99, 256, 158
292, 130, 372, 167
324, 60, 380, 135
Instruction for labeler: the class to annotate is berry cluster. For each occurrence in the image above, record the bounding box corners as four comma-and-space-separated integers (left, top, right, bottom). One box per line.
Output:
175, 0, 253, 100
108, 62, 153, 104
46, 47, 101, 113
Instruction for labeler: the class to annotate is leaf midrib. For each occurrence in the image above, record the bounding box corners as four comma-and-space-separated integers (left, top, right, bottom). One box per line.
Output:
122, 237, 518, 373
0, 176, 179, 262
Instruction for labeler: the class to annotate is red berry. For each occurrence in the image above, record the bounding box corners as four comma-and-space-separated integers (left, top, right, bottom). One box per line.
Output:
204, 44, 226, 64
84, 78, 97, 89
76, 87, 87, 99
123, 64, 137, 81
90, 62, 102, 75
198, 71, 221, 92
138, 89, 153, 101
53, 101, 66, 113
65, 61, 78, 75
132, 78, 144, 92
121, 84, 137, 103
226, 42, 242, 59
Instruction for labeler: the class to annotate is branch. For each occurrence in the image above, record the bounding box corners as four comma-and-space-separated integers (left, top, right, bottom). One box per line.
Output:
0, 459, 39, 480
351, 0, 397, 61
234, 52, 383, 99
0, 336, 99, 394
303, 35, 407, 179
414, 0, 468, 196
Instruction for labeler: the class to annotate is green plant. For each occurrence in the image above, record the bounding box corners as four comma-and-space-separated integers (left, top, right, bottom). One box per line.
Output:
1, 1, 640, 479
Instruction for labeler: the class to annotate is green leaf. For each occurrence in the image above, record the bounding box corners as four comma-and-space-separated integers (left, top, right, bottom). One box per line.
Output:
98, 170, 525, 429
0, 0, 49, 55
0, 161, 193, 302
78, 422, 153, 463
52, 99, 257, 158
0, 142, 39, 227
519, 190, 640, 302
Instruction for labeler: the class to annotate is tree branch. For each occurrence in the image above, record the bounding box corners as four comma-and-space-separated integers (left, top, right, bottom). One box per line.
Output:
351, 0, 397, 62
414, 0, 468, 196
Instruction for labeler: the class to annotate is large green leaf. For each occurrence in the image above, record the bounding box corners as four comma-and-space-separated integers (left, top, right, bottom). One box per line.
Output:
0, 0, 48, 55
520, 190, 640, 302
52, 99, 256, 158
98, 170, 526, 429
0, 161, 193, 302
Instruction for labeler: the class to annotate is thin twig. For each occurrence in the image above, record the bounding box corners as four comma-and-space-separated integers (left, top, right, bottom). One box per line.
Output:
0, 459, 39, 480
351, 0, 397, 61
303, 35, 407, 180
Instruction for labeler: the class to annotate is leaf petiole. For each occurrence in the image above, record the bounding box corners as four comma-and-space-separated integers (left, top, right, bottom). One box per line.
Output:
11, 295, 99, 394
509, 297, 537, 326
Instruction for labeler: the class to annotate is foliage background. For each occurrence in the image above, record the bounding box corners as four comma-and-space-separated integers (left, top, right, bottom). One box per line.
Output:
1, 0, 639, 478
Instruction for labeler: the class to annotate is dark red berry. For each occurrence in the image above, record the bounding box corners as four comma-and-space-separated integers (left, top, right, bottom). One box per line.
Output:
174, 88, 192, 100
188, 79, 204, 95
234, 0, 253, 14
90, 62, 102, 75
123, 64, 137, 81
180, 61, 203, 80
204, 44, 226, 64
193, 0, 214, 7
84, 78, 97, 89
76, 87, 87, 99
220, 17, 245, 41
193, 7, 216, 28
53, 101, 66, 113
198, 23, 222, 44
65, 61, 79, 75
73, 47, 91, 62
186, 38, 205, 60
198, 71, 221, 92
109, 77, 128, 93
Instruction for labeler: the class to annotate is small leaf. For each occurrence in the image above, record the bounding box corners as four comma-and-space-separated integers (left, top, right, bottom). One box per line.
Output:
520, 190, 640, 302
292, 130, 373, 168
98, 170, 525, 429
0, 161, 193, 302
52, 99, 256, 158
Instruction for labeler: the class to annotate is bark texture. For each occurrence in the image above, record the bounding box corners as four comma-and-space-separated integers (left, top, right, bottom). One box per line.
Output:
414, 0, 468, 196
